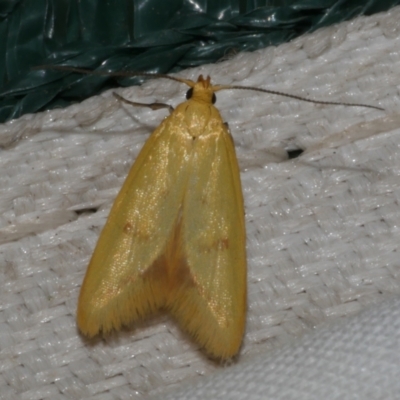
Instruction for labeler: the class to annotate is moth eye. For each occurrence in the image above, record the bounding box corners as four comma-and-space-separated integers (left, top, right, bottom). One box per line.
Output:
186, 88, 193, 100
212, 93, 216, 104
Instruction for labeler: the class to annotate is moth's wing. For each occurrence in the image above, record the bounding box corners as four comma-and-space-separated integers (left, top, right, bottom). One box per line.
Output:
169, 122, 247, 360
77, 114, 191, 337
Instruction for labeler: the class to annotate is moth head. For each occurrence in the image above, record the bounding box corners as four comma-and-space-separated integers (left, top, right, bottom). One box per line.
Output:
185, 75, 216, 104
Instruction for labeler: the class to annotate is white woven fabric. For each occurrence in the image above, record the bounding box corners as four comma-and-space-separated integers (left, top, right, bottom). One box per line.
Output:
1, 6, 400, 399
158, 297, 400, 400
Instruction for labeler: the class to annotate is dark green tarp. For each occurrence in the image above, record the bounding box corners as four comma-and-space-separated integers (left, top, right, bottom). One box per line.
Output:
0, 0, 399, 122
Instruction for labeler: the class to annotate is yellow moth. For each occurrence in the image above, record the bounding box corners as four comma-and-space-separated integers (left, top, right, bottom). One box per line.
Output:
70, 68, 382, 360
79, 74, 246, 360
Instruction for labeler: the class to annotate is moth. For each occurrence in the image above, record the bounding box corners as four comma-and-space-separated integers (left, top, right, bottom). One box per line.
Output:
52, 67, 381, 360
